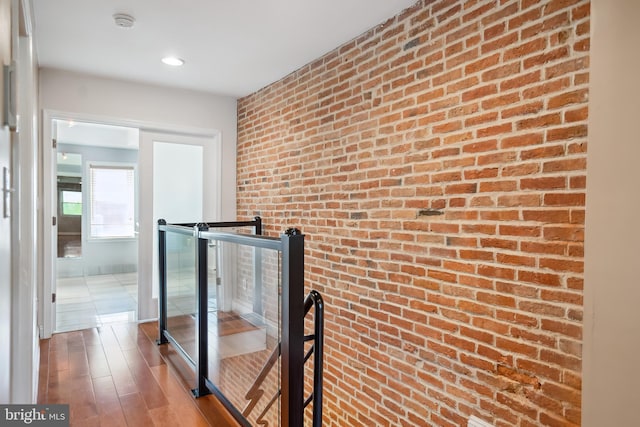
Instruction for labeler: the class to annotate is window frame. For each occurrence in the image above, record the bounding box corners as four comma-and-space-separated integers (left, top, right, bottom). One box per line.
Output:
87, 161, 138, 241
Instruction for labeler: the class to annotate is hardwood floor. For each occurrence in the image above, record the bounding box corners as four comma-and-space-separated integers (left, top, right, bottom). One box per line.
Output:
38, 321, 240, 427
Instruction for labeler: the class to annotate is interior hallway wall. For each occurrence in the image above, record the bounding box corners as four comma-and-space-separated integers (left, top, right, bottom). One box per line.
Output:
582, 1, 640, 425
0, 0, 12, 402
237, 1, 589, 425
39, 68, 238, 325
39, 68, 238, 221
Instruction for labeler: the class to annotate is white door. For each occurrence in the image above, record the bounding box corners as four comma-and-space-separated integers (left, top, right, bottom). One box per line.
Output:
137, 131, 220, 321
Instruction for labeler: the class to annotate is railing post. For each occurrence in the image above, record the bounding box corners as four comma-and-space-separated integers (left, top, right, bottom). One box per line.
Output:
281, 228, 305, 427
157, 219, 168, 345
193, 223, 211, 397
311, 291, 324, 427
253, 216, 263, 315
254, 216, 262, 236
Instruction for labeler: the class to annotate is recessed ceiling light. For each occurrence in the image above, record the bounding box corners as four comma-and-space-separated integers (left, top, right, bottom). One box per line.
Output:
162, 56, 185, 67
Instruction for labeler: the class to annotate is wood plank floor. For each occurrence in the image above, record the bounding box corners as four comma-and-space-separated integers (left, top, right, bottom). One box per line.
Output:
37, 321, 241, 427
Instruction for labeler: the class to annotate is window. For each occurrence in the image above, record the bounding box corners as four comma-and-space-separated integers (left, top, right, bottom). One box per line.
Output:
61, 190, 82, 215
89, 164, 135, 238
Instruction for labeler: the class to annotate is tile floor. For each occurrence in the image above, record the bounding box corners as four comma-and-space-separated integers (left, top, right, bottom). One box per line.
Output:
56, 273, 138, 332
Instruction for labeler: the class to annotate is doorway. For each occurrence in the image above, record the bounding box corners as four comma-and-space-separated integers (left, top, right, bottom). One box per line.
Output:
53, 120, 140, 332
42, 113, 221, 337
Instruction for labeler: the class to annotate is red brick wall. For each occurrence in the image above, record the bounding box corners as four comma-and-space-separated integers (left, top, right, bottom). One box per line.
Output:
237, 1, 589, 425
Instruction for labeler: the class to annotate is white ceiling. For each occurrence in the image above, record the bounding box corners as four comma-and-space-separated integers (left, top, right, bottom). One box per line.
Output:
32, 0, 417, 98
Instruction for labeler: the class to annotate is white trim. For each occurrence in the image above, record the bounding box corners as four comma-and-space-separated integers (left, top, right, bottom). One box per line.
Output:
41, 109, 55, 338
43, 109, 220, 139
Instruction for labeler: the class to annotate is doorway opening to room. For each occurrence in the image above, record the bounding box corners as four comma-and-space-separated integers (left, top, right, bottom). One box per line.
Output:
42, 112, 221, 338
54, 120, 140, 332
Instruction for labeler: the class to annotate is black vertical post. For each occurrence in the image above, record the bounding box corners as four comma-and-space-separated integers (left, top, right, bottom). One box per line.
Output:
281, 228, 304, 427
253, 216, 263, 315
311, 291, 324, 427
254, 216, 262, 236
193, 223, 211, 397
157, 219, 168, 345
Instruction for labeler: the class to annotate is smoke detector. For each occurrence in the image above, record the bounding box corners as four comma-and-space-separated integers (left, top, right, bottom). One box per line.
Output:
113, 13, 135, 29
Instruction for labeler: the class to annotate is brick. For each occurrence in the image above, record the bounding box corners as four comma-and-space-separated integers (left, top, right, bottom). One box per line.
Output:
518, 271, 562, 287
504, 37, 547, 62
545, 57, 589, 79
236, 1, 589, 426
462, 84, 498, 101
521, 177, 566, 190
502, 100, 544, 119
546, 125, 588, 141
543, 193, 585, 206
547, 88, 588, 109
508, 7, 543, 31
542, 157, 587, 173
477, 123, 512, 138
517, 113, 562, 130
465, 53, 501, 74
501, 133, 543, 149
524, 46, 570, 69
481, 32, 519, 55
522, 209, 570, 223
564, 106, 588, 122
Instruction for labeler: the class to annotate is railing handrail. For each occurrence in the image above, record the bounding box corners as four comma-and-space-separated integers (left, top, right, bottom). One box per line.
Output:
159, 224, 282, 251
172, 218, 262, 230
158, 215, 261, 236
199, 229, 282, 250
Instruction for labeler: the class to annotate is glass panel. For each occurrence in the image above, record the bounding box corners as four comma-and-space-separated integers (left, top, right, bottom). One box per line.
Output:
165, 231, 198, 363
152, 141, 204, 300
207, 241, 281, 427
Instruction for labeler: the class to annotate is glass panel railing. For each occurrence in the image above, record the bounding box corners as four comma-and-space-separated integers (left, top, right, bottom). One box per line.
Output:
158, 219, 316, 427
165, 230, 197, 363
207, 241, 281, 427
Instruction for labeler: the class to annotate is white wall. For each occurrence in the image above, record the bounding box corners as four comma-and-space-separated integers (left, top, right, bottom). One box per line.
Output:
12, 27, 39, 404
583, 1, 640, 425
0, 0, 12, 404
0, 0, 40, 404
39, 67, 237, 220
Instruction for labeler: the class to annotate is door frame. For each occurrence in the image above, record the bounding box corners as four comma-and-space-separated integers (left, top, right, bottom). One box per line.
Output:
41, 109, 221, 338
139, 130, 221, 322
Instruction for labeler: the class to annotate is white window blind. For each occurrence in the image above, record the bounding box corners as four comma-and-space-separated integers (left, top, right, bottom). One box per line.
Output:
89, 164, 135, 238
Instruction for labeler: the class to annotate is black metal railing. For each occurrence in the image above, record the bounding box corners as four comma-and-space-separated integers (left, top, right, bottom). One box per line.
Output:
303, 290, 324, 426
241, 289, 324, 427
157, 219, 324, 427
